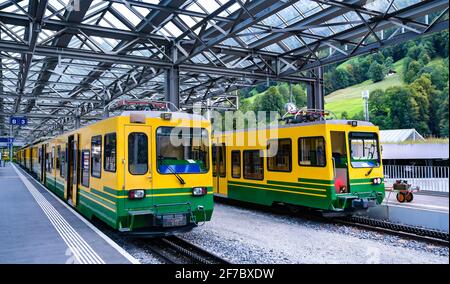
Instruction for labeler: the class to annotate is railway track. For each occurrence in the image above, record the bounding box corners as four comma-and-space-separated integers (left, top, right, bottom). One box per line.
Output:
146, 236, 231, 264
335, 215, 449, 245
215, 197, 449, 246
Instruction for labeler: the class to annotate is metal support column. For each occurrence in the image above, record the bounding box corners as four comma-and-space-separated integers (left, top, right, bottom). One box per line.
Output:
164, 67, 180, 111
103, 90, 109, 118
306, 67, 324, 110
75, 108, 81, 129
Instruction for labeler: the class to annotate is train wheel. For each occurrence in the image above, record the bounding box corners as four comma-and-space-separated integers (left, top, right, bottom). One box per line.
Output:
405, 192, 414, 203
396, 192, 406, 203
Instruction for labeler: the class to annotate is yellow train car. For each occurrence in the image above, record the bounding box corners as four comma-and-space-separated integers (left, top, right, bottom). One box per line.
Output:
212, 119, 385, 214
18, 111, 213, 235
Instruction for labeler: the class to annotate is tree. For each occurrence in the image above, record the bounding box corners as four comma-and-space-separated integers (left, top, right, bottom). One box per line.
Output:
292, 84, 307, 107
368, 89, 391, 129
330, 68, 351, 90
438, 87, 449, 137
410, 75, 432, 135
340, 111, 349, 119
253, 86, 285, 115
368, 62, 385, 82
404, 60, 422, 83
418, 62, 449, 90
385, 86, 418, 129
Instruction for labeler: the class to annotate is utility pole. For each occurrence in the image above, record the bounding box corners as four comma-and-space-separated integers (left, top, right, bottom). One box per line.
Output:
362, 90, 370, 121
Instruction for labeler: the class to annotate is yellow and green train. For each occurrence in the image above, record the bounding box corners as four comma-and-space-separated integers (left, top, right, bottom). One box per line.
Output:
211, 120, 385, 215
17, 111, 213, 235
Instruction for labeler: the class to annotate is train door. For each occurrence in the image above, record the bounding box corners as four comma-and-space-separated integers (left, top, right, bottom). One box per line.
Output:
41, 145, 46, 182
123, 125, 153, 198
66, 134, 79, 206
330, 131, 349, 194
29, 148, 32, 172
212, 143, 227, 196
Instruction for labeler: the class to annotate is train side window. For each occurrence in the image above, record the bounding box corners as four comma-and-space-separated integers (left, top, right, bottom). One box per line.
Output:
128, 132, 148, 175
60, 147, 66, 178
81, 150, 90, 187
218, 143, 226, 178
45, 151, 51, 173
104, 133, 116, 172
231, 150, 241, 178
91, 135, 102, 178
56, 146, 61, 170
298, 137, 326, 167
52, 146, 55, 170
267, 139, 292, 172
243, 150, 264, 180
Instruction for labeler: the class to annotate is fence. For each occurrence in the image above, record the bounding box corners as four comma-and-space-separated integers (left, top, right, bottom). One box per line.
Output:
383, 165, 449, 193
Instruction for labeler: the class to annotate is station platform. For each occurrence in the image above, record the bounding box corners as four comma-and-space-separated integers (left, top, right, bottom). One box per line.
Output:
383, 190, 449, 213
360, 189, 449, 232
0, 163, 139, 264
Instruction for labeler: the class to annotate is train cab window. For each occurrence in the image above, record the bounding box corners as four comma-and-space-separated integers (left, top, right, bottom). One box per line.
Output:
243, 150, 264, 180
128, 132, 148, 175
231, 151, 241, 178
298, 137, 326, 167
267, 139, 292, 172
156, 127, 210, 174
349, 132, 380, 168
81, 150, 90, 187
91, 135, 102, 178
104, 133, 116, 172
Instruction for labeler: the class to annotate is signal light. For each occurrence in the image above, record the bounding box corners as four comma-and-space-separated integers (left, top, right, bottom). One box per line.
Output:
160, 113, 172, 120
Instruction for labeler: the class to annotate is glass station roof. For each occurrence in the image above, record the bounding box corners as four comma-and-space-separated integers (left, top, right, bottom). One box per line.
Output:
0, 0, 447, 141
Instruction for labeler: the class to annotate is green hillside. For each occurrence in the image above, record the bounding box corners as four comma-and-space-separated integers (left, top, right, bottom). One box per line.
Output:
325, 59, 406, 117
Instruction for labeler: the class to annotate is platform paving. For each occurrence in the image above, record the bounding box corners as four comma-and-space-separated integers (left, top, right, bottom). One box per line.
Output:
0, 163, 138, 264
383, 190, 449, 213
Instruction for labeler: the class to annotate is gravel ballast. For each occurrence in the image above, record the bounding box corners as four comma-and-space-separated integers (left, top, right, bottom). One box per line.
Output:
180, 202, 449, 264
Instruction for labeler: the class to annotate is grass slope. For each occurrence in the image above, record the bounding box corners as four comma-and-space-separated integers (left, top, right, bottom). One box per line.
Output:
325, 59, 406, 117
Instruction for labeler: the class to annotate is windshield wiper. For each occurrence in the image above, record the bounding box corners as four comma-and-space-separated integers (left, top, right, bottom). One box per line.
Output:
365, 166, 375, 177
158, 156, 185, 185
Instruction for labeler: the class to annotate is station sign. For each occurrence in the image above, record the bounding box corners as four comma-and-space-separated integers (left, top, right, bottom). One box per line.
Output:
0, 137, 14, 143
9, 116, 28, 126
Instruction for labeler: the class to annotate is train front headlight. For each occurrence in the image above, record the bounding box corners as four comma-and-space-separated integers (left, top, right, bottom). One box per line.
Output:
128, 189, 146, 199
372, 178, 382, 185
192, 187, 207, 196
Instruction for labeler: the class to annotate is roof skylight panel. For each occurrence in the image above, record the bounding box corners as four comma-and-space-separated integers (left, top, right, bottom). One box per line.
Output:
295, 0, 322, 17
309, 26, 333, 37
133, 6, 151, 18
111, 3, 143, 26
263, 14, 285, 28
196, 0, 220, 14
162, 21, 184, 38
102, 11, 131, 30
187, 2, 206, 14
282, 36, 302, 50
277, 6, 302, 26
48, 0, 69, 11
179, 14, 200, 28
265, 43, 284, 53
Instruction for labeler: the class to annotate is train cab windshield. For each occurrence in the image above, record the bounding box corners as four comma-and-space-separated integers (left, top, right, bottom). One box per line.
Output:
156, 127, 209, 174
349, 132, 380, 168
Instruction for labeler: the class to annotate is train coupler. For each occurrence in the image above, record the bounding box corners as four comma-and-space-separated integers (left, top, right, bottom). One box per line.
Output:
351, 198, 377, 209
